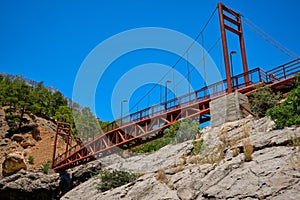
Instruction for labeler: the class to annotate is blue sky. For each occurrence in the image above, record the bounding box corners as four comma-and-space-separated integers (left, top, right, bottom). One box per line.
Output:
0, 0, 299, 122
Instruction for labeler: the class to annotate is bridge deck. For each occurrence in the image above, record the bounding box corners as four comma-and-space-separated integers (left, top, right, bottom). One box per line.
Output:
52, 58, 299, 170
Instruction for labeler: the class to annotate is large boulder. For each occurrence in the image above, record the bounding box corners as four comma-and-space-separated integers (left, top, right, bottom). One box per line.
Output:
32, 126, 42, 141
2, 152, 27, 176
0, 170, 61, 200
12, 134, 24, 143
20, 137, 36, 148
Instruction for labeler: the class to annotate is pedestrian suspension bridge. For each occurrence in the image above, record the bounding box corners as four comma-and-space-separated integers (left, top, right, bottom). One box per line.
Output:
52, 3, 300, 170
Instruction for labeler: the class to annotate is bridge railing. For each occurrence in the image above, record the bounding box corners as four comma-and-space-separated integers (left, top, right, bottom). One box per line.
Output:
100, 67, 267, 134
54, 59, 300, 164
266, 58, 300, 82
90, 59, 300, 142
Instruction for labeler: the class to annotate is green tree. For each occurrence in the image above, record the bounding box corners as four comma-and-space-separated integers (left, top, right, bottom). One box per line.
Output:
48, 91, 67, 117
4, 78, 34, 130
31, 82, 52, 117
53, 105, 73, 124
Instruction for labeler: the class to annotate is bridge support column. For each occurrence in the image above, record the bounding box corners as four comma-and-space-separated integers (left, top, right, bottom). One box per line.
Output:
210, 92, 251, 127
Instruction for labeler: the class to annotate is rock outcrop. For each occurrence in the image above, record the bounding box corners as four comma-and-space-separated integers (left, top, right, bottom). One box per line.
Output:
0, 116, 299, 200
62, 116, 300, 200
2, 152, 27, 176
0, 170, 61, 200
0, 155, 104, 200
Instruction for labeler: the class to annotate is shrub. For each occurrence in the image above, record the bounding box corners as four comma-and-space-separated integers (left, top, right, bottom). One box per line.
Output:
42, 160, 52, 174
192, 139, 205, 155
164, 118, 201, 144
266, 74, 300, 128
249, 85, 281, 118
28, 155, 34, 164
219, 127, 228, 145
156, 169, 168, 184
200, 144, 225, 164
242, 124, 250, 138
98, 169, 137, 192
243, 139, 254, 162
230, 138, 240, 157
291, 153, 300, 171
287, 135, 300, 146
131, 138, 171, 154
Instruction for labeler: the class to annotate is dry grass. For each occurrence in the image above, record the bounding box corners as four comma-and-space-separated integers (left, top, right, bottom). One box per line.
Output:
168, 184, 175, 190
290, 153, 300, 171
259, 193, 265, 200
175, 165, 184, 173
230, 138, 240, 157
156, 169, 168, 184
288, 135, 300, 146
187, 155, 200, 164
219, 126, 228, 145
200, 144, 225, 164
242, 124, 250, 139
243, 139, 254, 162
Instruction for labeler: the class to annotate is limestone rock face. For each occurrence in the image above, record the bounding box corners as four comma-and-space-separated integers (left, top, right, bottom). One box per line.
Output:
2, 152, 27, 176
61, 117, 300, 200
0, 170, 61, 200
0, 159, 103, 200
1, 116, 299, 200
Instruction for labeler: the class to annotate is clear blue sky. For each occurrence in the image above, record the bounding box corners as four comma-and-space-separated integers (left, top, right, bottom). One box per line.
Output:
0, 0, 299, 122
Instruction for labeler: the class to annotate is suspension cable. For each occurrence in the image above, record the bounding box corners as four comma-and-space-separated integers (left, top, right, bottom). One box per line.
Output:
127, 6, 218, 114
242, 16, 298, 59
201, 34, 206, 86
153, 37, 222, 106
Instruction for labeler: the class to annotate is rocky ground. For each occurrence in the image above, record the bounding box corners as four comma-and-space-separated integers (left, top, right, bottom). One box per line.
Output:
0, 116, 299, 200
0, 107, 72, 177
61, 116, 300, 200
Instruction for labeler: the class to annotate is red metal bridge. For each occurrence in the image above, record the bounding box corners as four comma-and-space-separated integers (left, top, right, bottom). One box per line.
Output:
52, 3, 300, 170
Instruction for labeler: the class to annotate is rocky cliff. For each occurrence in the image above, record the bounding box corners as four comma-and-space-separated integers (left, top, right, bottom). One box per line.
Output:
62, 116, 300, 200
0, 116, 299, 200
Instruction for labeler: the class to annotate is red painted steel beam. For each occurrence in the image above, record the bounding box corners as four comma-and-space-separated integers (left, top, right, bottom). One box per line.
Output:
52, 57, 299, 170
218, 3, 232, 93
218, 3, 249, 92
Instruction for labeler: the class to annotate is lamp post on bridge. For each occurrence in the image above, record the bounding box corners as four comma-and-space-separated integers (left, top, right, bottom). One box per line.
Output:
230, 51, 237, 90
165, 80, 172, 110
120, 99, 128, 126
230, 51, 237, 77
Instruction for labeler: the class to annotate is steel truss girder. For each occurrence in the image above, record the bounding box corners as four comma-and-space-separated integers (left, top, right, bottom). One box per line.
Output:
52, 99, 211, 170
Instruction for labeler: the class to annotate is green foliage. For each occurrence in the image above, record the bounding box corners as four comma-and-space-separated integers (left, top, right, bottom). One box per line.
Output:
53, 105, 74, 124
267, 74, 300, 128
131, 138, 171, 154
192, 139, 205, 155
0, 77, 68, 132
164, 118, 201, 143
28, 155, 34, 164
42, 160, 51, 174
72, 105, 101, 140
131, 118, 200, 154
0, 76, 105, 139
249, 85, 281, 118
98, 169, 137, 192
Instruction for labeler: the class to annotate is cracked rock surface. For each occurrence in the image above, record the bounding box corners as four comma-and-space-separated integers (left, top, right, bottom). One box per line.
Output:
62, 116, 300, 200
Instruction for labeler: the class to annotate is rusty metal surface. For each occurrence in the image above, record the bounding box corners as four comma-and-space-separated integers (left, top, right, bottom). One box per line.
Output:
218, 2, 249, 93
52, 59, 299, 170
51, 2, 300, 171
